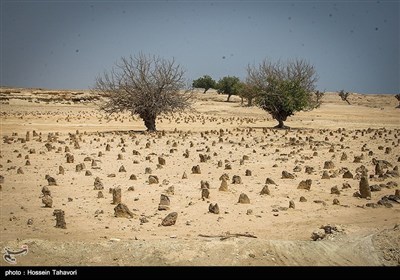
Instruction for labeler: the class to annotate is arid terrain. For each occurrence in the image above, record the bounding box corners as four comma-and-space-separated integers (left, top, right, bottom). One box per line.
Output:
0, 87, 399, 266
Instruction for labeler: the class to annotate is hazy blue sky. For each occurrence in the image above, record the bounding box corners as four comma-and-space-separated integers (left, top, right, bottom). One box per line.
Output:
1, 0, 399, 93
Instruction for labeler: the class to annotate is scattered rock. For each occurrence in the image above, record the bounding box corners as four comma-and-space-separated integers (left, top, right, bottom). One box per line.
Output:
311, 229, 326, 241
200, 180, 210, 189
158, 157, 166, 165
53, 209, 66, 229
112, 187, 121, 205
118, 165, 126, 172
265, 178, 276, 185
282, 171, 295, 179
191, 165, 201, 174
370, 185, 381, 192
298, 179, 312, 190
209, 203, 219, 214
114, 203, 134, 218
342, 183, 351, 189
161, 212, 178, 226
321, 171, 330, 179
148, 175, 159, 184
359, 176, 371, 199
232, 175, 242, 184
94, 177, 104, 190
289, 200, 295, 209
299, 196, 307, 202
331, 186, 341, 195
313, 200, 327, 206
159, 194, 170, 206
333, 198, 340, 205
324, 161, 335, 169
260, 185, 270, 195
238, 193, 250, 204
342, 170, 353, 178
202, 188, 210, 199
182, 172, 188, 179
219, 178, 228, 191
42, 195, 53, 208
45, 175, 57, 186
75, 163, 85, 172
165, 186, 174, 195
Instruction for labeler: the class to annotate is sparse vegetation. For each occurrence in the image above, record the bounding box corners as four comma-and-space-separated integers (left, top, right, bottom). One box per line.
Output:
247, 58, 319, 128
92, 53, 192, 131
338, 90, 351, 105
237, 82, 259, 106
395, 94, 400, 108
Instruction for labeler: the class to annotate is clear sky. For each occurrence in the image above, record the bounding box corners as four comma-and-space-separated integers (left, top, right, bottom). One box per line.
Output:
1, 0, 399, 93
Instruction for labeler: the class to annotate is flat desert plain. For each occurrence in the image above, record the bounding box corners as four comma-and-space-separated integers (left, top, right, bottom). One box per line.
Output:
0, 88, 399, 266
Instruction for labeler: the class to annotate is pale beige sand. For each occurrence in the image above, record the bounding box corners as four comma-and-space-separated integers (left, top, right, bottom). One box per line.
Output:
0, 88, 399, 266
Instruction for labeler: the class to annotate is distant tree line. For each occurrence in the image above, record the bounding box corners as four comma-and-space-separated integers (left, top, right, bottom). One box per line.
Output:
192, 58, 322, 128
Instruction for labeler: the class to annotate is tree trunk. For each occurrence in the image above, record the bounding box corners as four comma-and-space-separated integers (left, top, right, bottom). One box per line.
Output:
240, 97, 244, 105
274, 119, 289, 129
226, 94, 231, 102
345, 99, 351, 105
143, 114, 156, 131
247, 98, 253, 107
203, 88, 208, 94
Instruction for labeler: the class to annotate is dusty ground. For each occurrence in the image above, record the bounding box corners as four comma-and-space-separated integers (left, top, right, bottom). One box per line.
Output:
0, 88, 399, 266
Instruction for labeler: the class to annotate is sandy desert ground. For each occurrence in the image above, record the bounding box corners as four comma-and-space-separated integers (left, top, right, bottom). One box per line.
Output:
0, 87, 399, 266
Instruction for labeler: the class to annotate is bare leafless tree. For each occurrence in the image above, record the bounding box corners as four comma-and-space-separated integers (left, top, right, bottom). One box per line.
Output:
237, 81, 260, 106
92, 53, 192, 131
338, 90, 351, 105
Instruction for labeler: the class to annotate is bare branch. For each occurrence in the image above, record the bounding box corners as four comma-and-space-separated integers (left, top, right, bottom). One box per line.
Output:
92, 53, 192, 131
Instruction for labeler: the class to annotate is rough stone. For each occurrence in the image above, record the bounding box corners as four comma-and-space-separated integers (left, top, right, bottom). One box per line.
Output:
94, 177, 104, 190
209, 203, 219, 214
331, 186, 341, 195
282, 171, 295, 179
323, 161, 335, 169
114, 203, 134, 218
238, 193, 250, 204
342, 170, 353, 178
112, 187, 121, 205
148, 175, 159, 184
232, 175, 242, 184
260, 185, 270, 195
161, 212, 178, 226
298, 179, 312, 190
359, 176, 371, 198
53, 209, 66, 229
202, 188, 210, 199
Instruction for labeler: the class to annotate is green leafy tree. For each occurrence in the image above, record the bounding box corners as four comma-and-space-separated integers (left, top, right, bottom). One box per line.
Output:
192, 75, 216, 93
216, 76, 241, 102
247, 58, 319, 128
92, 53, 192, 132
